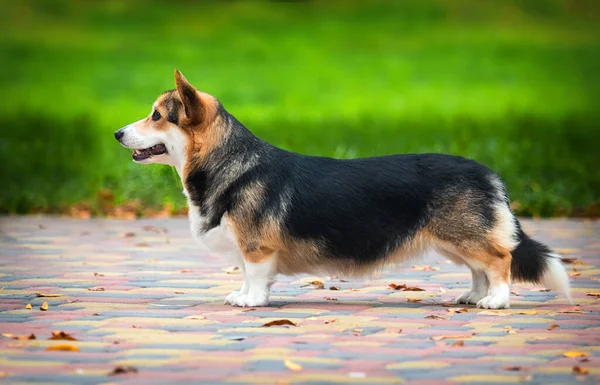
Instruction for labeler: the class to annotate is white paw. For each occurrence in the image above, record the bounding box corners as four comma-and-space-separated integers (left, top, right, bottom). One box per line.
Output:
231, 290, 269, 307
476, 295, 510, 309
224, 290, 243, 305
456, 290, 486, 305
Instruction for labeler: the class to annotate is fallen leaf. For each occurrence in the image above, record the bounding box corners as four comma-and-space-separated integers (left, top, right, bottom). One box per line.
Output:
452, 340, 465, 347
390, 284, 426, 291
407, 298, 422, 303
174, 291, 185, 294
108, 366, 138, 376
87, 287, 105, 291
2, 334, 13, 338
124, 232, 136, 237
511, 290, 520, 296
242, 308, 256, 312
183, 315, 206, 320
548, 324, 559, 330
45, 344, 79, 352
324, 297, 338, 301
134, 243, 150, 247
261, 319, 297, 327
329, 286, 340, 291
586, 292, 600, 298
25, 304, 32, 309
40, 301, 48, 311
225, 266, 240, 274
301, 280, 324, 289
28, 334, 36, 340
324, 319, 338, 324
35, 293, 63, 298
92, 313, 100, 316
93, 272, 105, 277
430, 334, 473, 341
49, 331, 78, 341
572, 366, 589, 375
536, 288, 551, 292
179, 269, 193, 273
518, 310, 538, 315
446, 308, 468, 314
283, 358, 302, 371
503, 366, 525, 371
564, 351, 589, 358
425, 315, 449, 320
142, 225, 167, 234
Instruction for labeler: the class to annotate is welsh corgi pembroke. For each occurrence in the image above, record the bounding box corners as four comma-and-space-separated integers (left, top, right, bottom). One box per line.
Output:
115, 70, 571, 308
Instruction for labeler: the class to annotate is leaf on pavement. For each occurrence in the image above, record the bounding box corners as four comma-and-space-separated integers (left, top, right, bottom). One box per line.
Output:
431, 334, 473, 341
45, 344, 79, 352
108, 365, 138, 376
283, 358, 302, 371
261, 319, 297, 327
548, 324, 559, 330
40, 301, 48, 311
35, 293, 63, 297
518, 310, 538, 315
451, 340, 465, 347
49, 331, 78, 341
87, 287, 105, 291
572, 366, 589, 375
587, 292, 600, 298
425, 315, 449, 320
25, 304, 32, 309
564, 351, 589, 358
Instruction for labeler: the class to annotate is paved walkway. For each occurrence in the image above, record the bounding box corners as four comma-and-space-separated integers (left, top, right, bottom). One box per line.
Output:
0, 217, 599, 385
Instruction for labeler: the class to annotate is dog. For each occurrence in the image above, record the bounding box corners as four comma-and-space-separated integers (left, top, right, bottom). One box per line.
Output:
114, 70, 571, 309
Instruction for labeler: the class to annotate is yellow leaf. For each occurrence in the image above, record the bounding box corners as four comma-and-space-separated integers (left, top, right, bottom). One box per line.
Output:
564, 351, 589, 358
284, 358, 302, 371
40, 301, 48, 311
548, 324, 559, 330
25, 304, 32, 309
478, 310, 508, 316
573, 366, 589, 375
35, 293, 63, 298
518, 310, 538, 315
2, 334, 13, 338
587, 292, 600, 298
46, 344, 79, 352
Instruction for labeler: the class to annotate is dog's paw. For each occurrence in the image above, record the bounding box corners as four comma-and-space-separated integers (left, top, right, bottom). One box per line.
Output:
456, 290, 486, 305
231, 291, 269, 307
476, 295, 510, 309
224, 290, 243, 305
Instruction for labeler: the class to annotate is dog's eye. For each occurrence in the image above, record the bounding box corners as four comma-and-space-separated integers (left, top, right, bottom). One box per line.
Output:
152, 110, 161, 121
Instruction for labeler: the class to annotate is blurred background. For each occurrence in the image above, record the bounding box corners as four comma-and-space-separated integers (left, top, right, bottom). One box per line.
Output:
0, 0, 598, 218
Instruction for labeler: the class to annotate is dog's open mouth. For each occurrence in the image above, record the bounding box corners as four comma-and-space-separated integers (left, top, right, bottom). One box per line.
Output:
132, 144, 168, 161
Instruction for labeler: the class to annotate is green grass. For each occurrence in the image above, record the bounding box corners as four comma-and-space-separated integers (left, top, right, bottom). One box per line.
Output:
1, 0, 599, 216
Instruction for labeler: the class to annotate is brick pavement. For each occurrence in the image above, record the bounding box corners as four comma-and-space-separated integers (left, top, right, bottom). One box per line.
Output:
0, 216, 599, 384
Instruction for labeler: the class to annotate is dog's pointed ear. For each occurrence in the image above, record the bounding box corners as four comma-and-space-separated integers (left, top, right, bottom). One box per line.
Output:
175, 70, 202, 124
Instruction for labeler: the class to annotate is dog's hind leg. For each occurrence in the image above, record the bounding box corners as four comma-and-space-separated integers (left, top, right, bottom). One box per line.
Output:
437, 246, 489, 305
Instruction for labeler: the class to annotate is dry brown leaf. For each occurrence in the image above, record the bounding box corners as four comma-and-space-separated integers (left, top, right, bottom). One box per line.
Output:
87, 287, 105, 292
25, 304, 32, 309
548, 324, 559, 330
425, 315, 449, 320
135, 243, 150, 247
572, 366, 589, 375
183, 315, 206, 320
452, 340, 465, 347
40, 301, 48, 311
586, 292, 600, 298
179, 269, 193, 273
559, 306, 584, 314
324, 319, 338, 324
302, 280, 324, 289
390, 284, 426, 291
93, 272, 105, 277
536, 288, 551, 292
92, 313, 100, 316
503, 366, 525, 371
446, 308, 468, 314
45, 344, 79, 352
35, 293, 63, 298
283, 358, 302, 371
124, 232, 136, 237
261, 319, 297, 327
324, 297, 338, 301
518, 310, 538, 315
225, 266, 240, 274
142, 225, 167, 234
564, 351, 589, 358
329, 286, 340, 291
49, 331, 78, 341
108, 366, 138, 376
430, 334, 473, 341
510, 290, 520, 296
27, 333, 36, 340
174, 291, 185, 294
407, 298, 422, 303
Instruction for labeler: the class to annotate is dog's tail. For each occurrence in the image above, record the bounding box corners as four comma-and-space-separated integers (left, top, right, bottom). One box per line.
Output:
511, 220, 572, 302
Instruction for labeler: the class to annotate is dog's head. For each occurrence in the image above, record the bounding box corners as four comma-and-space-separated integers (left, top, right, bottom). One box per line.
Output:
114, 70, 220, 167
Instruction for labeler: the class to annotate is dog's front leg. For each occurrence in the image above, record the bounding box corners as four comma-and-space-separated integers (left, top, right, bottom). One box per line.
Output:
229, 252, 277, 307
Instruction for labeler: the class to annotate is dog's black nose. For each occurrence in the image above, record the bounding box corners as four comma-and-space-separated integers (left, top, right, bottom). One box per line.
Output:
114, 130, 124, 140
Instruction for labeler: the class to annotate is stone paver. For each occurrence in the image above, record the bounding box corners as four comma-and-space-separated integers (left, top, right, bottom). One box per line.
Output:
0, 216, 599, 385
